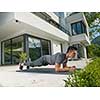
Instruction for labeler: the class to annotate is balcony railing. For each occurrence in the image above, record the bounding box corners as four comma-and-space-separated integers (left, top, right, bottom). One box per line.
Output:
31, 12, 70, 36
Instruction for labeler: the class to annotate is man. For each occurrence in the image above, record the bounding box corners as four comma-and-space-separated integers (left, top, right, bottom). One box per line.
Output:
19, 46, 77, 72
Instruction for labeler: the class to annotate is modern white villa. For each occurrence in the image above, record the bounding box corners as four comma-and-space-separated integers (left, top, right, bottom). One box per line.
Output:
0, 12, 90, 65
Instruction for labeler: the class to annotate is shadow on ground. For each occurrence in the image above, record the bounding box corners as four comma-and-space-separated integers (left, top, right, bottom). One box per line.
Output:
16, 68, 72, 75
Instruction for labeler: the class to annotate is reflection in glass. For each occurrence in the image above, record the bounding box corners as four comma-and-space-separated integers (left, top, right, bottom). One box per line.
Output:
41, 39, 50, 55
77, 22, 81, 34
3, 40, 11, 64
71, 21, 87, 35
12, 36, 24, 64
2, 36, 24, 65
28, 37, 41, 61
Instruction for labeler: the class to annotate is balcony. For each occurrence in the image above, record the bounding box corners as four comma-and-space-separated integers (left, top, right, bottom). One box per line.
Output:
46, 12, 59, 23
70, 34, 90, 46
32, 12, 70, 36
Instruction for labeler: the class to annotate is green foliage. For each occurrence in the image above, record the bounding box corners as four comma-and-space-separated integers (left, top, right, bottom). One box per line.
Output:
64, 58, 100, 87
19, 52, 27, 62
84, 12, 100, 39
87, 43, 100, 58
84, 12, 100, 27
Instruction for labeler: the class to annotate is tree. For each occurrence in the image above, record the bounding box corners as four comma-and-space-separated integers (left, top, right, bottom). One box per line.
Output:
84, 12, 100, 39
87, 44, 100, 58
84, 13, 100, 58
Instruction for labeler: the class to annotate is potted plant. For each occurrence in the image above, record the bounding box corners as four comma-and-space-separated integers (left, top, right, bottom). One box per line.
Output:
19, 52, 27, 70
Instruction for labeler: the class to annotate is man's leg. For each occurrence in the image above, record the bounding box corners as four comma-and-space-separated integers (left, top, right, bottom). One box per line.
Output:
28, 56, 47, 67
19, 56, 47, 70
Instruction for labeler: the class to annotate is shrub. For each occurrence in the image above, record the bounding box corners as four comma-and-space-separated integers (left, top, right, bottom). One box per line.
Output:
64, 58, 100, 87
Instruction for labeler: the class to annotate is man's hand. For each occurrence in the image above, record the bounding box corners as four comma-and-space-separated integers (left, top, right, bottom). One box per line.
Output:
55, 63, 76, 72
64, 66, 76, 72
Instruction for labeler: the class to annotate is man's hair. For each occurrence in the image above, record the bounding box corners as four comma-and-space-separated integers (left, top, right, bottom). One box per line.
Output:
66, 46, 77, 53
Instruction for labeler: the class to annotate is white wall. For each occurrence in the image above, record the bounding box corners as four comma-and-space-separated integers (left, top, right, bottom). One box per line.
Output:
51, 40, 61, 54
62, 42, 69, 53
51, 40, 69, 54
0, 12, 14, 26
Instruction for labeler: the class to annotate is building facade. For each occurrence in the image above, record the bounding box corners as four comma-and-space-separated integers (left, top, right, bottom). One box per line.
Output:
0, 12, 90, 65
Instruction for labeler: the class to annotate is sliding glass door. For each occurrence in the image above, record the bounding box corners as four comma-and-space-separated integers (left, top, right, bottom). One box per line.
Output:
12, 36, 24, 64
41, 39, 51, 55
1, 36, 24, 65
3, 40, 12, 64
28, 37, 41, 61
1, 34, 51, 65
28, 36, 51, 61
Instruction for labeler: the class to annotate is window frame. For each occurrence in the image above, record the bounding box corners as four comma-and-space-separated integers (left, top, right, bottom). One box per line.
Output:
71, 21, 87, 35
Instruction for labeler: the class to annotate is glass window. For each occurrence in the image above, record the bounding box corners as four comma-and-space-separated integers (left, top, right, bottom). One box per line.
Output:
1, 35, 51, 65
28, 37, 41, 61
3, 40, 11, 64
12, 36, 24, 64
41, 39, 50, 55
76, 22, 82, 34
71, 24, 77, 35
1, 36, 24, 65
71, 21, 87, 35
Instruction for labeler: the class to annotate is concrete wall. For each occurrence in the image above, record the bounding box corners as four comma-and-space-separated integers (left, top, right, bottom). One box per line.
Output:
51, 40, 62, 54
67, 13, 85, 23
0, 12, 14, 26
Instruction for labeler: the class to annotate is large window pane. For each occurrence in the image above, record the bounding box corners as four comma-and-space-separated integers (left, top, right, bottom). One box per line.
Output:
71, 21, 87, 35
41, 39, 50, 55
3, 40, 11, 64
71, 24, 77, 35
77, 22, 81, 34
28, 37, 41, 61
12, 36, 24, 64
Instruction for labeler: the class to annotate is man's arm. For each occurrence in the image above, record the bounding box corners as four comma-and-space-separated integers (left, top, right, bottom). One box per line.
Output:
55, 63, 76, 72
55, 63, 70, 72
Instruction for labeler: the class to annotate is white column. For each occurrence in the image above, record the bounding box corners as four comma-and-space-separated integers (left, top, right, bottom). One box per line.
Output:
83, 45, 88, 62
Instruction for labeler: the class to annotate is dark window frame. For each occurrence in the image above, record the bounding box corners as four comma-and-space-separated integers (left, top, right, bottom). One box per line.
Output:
1, 35, 24, 65
71, 21, 87, 35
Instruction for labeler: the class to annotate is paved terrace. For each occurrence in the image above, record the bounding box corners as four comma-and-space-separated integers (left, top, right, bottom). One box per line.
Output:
0, 59, 87, 87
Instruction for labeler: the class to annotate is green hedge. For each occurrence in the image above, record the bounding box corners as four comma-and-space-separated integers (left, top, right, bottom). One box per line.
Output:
64, 58, 100, 87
